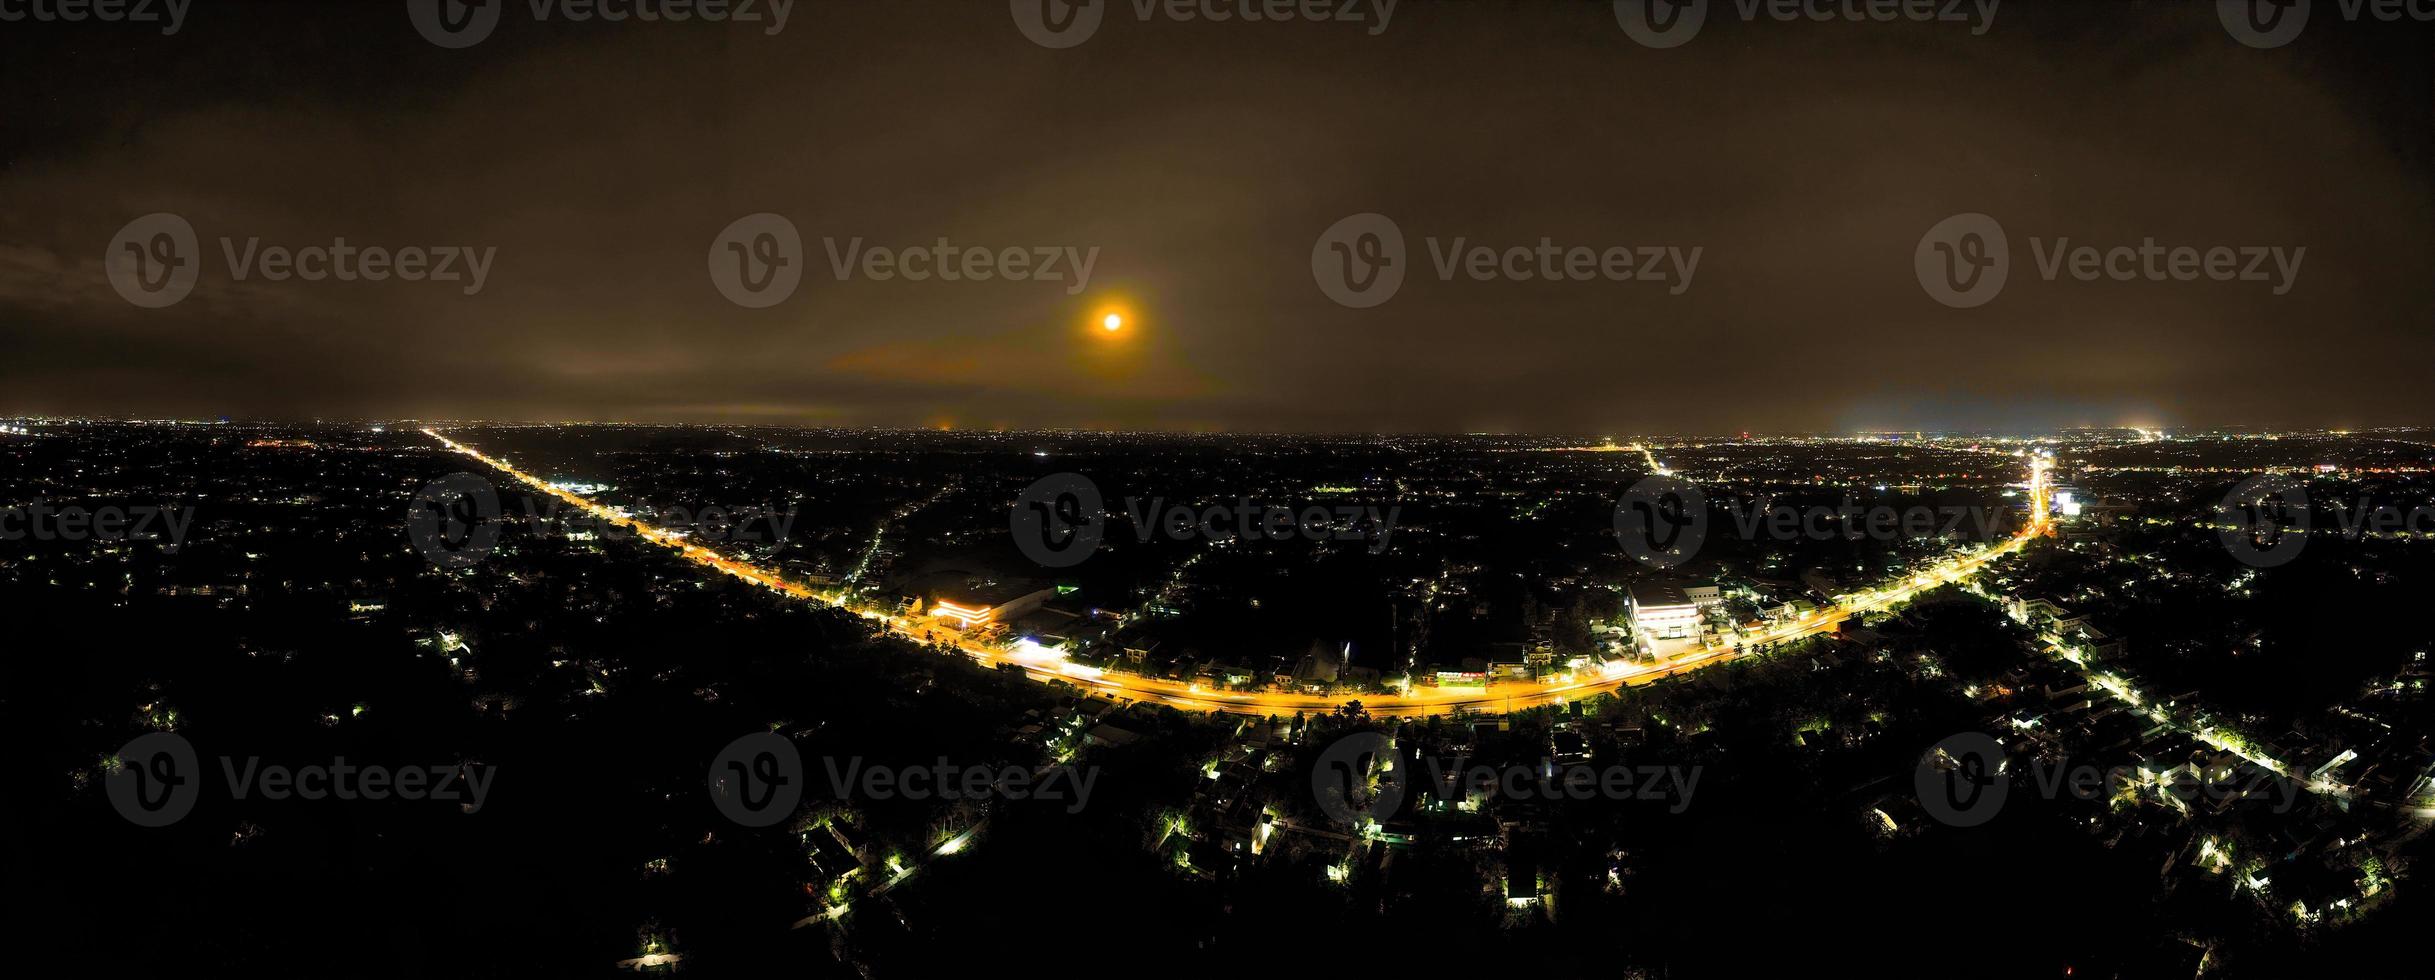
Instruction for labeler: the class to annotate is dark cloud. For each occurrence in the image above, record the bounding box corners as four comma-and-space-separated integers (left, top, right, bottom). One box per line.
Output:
2, 0, 2429, 433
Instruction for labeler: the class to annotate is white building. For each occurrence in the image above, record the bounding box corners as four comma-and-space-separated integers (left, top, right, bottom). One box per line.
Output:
1627, 582, 1704, 644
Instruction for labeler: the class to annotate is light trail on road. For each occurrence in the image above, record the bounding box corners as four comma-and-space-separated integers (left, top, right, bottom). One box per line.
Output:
425, 428, 2042, 717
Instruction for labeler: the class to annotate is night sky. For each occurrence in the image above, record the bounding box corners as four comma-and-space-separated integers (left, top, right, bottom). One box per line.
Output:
3, 0, 2429, 434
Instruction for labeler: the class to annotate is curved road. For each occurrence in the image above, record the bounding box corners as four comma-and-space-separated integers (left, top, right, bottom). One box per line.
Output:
425, 429, 2040, 717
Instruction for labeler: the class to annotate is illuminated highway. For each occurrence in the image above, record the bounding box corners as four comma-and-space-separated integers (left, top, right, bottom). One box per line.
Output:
425, 429, 2045, 718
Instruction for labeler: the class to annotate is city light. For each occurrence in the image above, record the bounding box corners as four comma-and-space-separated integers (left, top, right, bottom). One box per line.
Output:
24, 7, 2427, 969
422, 429, 2046, 718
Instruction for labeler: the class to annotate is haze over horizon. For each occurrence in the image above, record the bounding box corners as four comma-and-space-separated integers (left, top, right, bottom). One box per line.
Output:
5, 415, 2392, 444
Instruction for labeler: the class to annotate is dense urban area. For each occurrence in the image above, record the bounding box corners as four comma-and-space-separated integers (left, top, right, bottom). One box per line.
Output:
8, 419, 2433, 976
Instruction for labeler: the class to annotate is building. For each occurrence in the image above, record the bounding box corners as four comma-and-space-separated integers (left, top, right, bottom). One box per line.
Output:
1627, 581, 1704, 644
929, 589, 1052, 633
913, 572, 1055, 637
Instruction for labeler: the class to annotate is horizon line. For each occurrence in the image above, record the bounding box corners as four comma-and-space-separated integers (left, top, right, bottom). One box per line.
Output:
0, 415, 2415, 441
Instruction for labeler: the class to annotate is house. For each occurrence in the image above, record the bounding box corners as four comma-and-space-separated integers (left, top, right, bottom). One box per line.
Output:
1085, 722, 1143, 750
